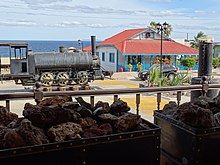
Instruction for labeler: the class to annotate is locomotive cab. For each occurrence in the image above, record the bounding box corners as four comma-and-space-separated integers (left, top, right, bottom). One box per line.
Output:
9, 43, 29, 75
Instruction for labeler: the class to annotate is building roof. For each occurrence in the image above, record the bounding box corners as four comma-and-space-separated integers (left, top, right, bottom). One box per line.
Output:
101, 28, 147, 44
83, 28, 147, 51
122, 40, 198, 55
84, 28, 198, 55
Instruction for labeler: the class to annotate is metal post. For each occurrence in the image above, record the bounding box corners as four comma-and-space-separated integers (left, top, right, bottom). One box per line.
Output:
90, 95, 95, 107
91, 36, 96, 58
157, 22, 168, 78
34, 82, 43, 105
6, 100, 10, 112
160, 30, 163, 78
82, 42, 84, 51
191, 41, 218, 101
0, 55, 1, 74
136, 94, 140, 115
114, 95, 118, 101
177, 91, 181, 106
157, 93, 161, 110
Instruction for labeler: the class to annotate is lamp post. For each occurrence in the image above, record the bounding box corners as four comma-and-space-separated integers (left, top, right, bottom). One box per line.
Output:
78, 39, 83, 51
156, 22, 168, 78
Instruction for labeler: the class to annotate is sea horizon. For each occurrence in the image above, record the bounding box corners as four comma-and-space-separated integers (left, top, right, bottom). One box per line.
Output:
0, 40, 101, 57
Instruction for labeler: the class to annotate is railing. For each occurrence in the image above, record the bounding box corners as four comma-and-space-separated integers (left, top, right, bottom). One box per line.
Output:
1, 80, 220, 113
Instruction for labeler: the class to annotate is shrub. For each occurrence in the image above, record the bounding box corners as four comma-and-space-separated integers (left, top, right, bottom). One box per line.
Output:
181, 57, 196, 70
150, 67, 160, 86
212, 57, 219, 68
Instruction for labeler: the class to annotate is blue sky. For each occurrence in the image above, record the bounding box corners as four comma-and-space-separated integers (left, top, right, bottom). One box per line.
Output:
0, 0, 220, 41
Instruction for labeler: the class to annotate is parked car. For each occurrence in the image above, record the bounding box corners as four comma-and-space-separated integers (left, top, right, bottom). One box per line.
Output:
138, 64, 178, 81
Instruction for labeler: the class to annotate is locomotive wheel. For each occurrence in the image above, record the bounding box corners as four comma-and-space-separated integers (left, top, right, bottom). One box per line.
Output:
77, 71, 89, 85
56, 72, 69, 86
40, 72, 54, 86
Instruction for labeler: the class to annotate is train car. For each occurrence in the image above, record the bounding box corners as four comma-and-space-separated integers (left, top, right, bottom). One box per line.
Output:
1, 36, 111, 86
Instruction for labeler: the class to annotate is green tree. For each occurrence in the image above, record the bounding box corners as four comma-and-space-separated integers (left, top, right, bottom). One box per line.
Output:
181, 57, 197, 71
191, 31, 206, 49
149, 21, 173, 37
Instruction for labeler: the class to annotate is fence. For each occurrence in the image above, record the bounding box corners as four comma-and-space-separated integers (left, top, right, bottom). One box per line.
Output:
1, 81, 220, 113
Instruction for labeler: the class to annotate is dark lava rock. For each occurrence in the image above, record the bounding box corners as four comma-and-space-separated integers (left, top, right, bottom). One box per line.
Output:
61, 101, 80, 110
76, 106, 93, 118
99, 123, 113, 135
82, 128, 104, 138
94, 101, 110, 112
174, 102, 214, 128
2, 118, 49, 149
214, 112, 220, 126
97, 113, 118, 125
110, 99, 130, 114
82, 124, 112, 138
7, 118, 25, 128
93, 107, 108, 117
114, 113, 142, 132
162, 101, 178, 116
213, 92, 220, 108
0, 106, 18, 126
3, 129, 26, 149
79, 117, 97, 129
75, 97, 93, 111
23, 103, 79, 129
16, 118, 49, 146
47, 122, 82, 142
0, 125, 8, 149
193, 96, 216, 109
38, 95, 72, 106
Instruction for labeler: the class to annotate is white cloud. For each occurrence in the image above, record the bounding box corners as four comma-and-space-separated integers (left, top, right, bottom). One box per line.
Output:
0, 19, 37, 27
54, 21, 82, 27
21, 0, 71, 4
174, 24, 220, 31
54, 21, 146, 29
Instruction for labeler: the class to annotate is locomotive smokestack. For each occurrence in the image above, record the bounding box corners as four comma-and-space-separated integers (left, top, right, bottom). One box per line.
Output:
91, 36, 96, 58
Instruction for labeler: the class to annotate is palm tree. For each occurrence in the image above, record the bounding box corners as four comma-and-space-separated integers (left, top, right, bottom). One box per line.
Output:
191, 31, 206, 49
149, 21, 173, 37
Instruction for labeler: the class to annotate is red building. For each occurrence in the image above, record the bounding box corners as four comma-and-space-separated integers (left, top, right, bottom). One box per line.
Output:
84, 28, 199, 72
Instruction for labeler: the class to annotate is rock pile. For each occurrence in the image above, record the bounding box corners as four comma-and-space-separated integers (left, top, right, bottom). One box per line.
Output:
0, 96, 150, 150
161, 94, 220, 128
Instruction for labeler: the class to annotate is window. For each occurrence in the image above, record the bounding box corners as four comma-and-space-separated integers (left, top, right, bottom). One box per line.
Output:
102, 52, 105, 61
109, 52, 115, 63
96, 52, 99, 57
140, 32, 154, 39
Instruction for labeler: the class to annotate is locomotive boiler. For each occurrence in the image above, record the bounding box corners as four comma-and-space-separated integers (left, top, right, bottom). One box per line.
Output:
6, 36, 109, 86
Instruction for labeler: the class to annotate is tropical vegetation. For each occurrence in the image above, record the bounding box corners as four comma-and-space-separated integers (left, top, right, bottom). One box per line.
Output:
212, 57, 220, 68
147, 67, 191, 87
149, 21, 173, 37
191, 31, 206, 49
127, 63, 132, 72
136, 62, 143, 72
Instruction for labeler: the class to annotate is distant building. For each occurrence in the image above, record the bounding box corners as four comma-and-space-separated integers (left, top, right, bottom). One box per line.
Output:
84, 28, 199, 72
214, 42, 220, 58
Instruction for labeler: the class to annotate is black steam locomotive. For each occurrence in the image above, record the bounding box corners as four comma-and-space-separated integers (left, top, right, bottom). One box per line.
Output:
4, 36, 111, 86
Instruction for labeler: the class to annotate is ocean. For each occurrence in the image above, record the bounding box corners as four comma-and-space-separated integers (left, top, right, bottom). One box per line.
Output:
0, 40, 93, 57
